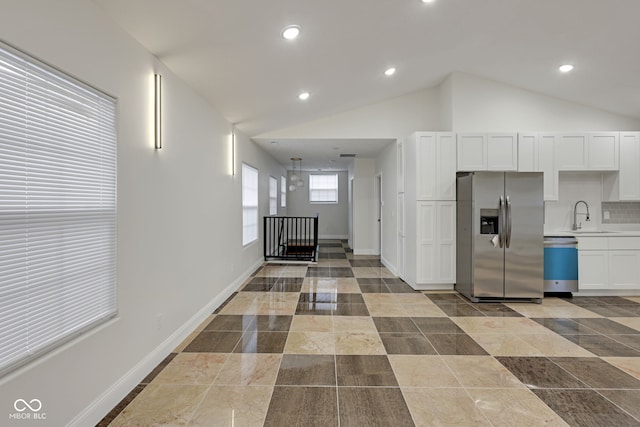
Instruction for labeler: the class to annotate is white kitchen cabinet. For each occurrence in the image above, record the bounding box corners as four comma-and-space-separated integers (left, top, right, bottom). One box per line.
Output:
405, 132, 456, 201
555, 133, 588, 170
487, 133, 518, 171
618, 132, 640, 200
457, 133, 486, 171
518, 133, 538, 171
402, 131, 456, 289
517, 133, 558, 201
457, 133, 517, 171
588, 132, 619, 170
396, 138, 404, 193
608, 250, 640, 290
554, 132, 619, 171
577, 236, 640, 291
578, 250, 609, 290
414, 201, 456, 285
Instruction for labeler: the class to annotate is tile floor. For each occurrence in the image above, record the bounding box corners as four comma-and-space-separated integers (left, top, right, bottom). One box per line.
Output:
99, 240, 640, 426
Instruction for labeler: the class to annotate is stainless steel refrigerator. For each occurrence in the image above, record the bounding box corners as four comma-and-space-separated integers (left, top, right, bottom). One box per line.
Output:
455, 171, 543, 303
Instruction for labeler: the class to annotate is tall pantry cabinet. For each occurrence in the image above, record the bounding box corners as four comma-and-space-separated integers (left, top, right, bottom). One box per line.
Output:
400, 132, 456, 289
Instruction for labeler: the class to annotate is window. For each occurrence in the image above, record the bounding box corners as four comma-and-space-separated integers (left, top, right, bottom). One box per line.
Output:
269, 176, 277, 215
0, 42, 117, 375
309, 174, 339, 203
280, 176, 286, 207
242, 163, 259, 245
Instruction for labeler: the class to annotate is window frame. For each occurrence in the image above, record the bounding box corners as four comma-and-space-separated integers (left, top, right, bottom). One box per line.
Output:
0, 41, 117, 376
241, 163, 259, 246
309, 173, 339, 204
269, 176, 277, 216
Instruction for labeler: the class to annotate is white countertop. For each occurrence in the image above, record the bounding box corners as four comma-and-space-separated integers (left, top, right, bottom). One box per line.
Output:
545, 230, 640, 237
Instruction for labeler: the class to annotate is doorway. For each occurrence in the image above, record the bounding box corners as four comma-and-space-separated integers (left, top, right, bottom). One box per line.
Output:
375, 173, 382, 256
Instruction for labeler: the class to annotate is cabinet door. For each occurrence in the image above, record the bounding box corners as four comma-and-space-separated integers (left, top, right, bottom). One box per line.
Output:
555, 133, 588, 170
397, 138, 405, 193
437, 133, 457, 200
487, 133, 518, 171
416, 133, 437, 200
539, 134, 558, 201
578, 250, 608, 290
619, 132, 640, 200
436, 201, 456, 283
416, 202, 435, 283
608, 250, 640, 289
457, 134, 487, 171
518, 133, 538, 172
588, 132, 619, 170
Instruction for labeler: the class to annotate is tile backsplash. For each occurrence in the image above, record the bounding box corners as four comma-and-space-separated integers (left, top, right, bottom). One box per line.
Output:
601, 202, 640, 224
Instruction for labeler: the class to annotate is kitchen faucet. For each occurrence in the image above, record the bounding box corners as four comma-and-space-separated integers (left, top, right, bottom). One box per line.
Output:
572, 200, 590, 230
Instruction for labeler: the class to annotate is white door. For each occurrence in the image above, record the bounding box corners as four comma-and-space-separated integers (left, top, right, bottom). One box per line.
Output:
397, 193, 405, 280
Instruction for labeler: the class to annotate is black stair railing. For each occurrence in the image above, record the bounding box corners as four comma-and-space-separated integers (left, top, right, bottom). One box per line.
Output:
264, 214, 318, 262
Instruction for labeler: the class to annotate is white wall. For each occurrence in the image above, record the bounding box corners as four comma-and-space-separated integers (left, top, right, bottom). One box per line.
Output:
375, 143, 398, 272
351, 158, 377, 255
0, 2, 285, 425
545, 173, 604, 232
450, 72, 640, 131
255, 86, 444, 139
286, 170, 348, 238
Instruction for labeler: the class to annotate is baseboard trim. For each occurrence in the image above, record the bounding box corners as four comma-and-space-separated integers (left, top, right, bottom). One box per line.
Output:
380, 256, 397, 276
70, 258, 263, 427
318, 234, 348, 240
353, 249, 380, 256
409, 283, 455, 291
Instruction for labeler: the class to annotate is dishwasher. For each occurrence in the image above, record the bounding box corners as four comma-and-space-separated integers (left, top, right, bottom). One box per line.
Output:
543, 236, 578, 293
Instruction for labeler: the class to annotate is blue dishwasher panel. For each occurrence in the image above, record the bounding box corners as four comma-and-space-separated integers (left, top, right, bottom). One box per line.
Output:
544, 244, 578, 292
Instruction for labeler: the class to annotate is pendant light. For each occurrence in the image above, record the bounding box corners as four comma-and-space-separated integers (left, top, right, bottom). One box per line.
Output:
289, 157, 302, 191
296, 158, 304, 187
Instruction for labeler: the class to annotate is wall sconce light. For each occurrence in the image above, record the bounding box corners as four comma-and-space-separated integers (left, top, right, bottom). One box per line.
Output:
154, 73, 162, 149
231, 129, 236, 176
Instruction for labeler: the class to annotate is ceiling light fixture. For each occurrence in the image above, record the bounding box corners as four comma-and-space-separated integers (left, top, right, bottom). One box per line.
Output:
289, 157, 303, 191
298, 91, 310, 101
282, 25, 301, 40
384, 67, 396, 76
421, 0, 435, 3
559, 64, 574, 73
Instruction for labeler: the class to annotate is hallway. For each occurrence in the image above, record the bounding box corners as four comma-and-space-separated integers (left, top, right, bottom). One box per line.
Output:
100, 240, 640, 426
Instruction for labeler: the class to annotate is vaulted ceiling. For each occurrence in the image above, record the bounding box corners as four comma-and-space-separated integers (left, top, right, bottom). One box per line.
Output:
94, 0, 640, 169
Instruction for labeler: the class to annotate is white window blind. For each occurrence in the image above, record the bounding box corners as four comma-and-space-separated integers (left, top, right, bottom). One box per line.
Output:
0, 42, 117, 375
280, 176, 286, 208
309, 174, 339, 203
242, 163, 258, 245
269, 176, 277, 215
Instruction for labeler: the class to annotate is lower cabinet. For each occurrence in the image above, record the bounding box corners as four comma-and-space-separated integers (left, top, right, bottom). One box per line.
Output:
578, 250, 608, 290
578, 236, 640, 291
405, 201, 456, 288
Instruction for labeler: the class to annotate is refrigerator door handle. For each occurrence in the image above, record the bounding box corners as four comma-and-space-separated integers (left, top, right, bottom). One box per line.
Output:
506, 195, 512, 248
498, 196, 504, 248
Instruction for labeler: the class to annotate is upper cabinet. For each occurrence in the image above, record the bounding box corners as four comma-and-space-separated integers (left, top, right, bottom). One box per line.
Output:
406, 132, 456, 200
554, 132, 619, 171
517, 133, 558, 200
588, 132, 619, 170
554, 133, 588, 170
617, 132, 640, 200
457, 133, 517, 171
396, 138, 404, 193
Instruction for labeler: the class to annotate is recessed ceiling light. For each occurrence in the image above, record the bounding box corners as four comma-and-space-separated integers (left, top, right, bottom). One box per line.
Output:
559, 64, 574, 73
384, 67, 396, 76
421, 0, 435, 3
298, 92, 310, 100
282, 25, 300, 40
